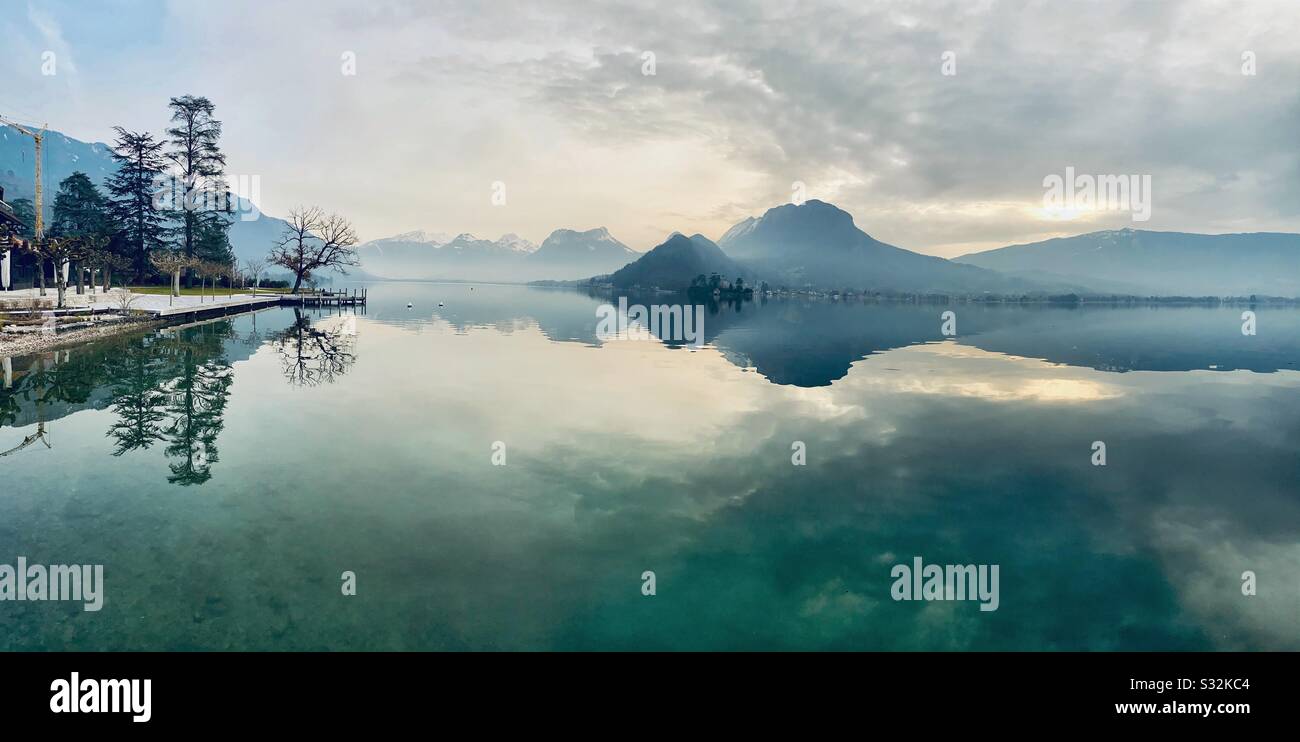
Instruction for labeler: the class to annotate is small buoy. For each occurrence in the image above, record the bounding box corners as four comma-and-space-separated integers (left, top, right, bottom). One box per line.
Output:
406, 302, 413, 308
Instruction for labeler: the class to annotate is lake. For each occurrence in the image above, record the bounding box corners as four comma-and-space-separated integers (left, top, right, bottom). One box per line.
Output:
2, 282, 1298, 650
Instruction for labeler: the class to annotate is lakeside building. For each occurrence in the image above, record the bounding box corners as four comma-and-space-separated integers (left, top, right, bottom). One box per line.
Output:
1, 185, 32, 291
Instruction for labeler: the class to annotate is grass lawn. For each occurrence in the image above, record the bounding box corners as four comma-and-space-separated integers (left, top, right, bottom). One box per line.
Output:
126, 285, 292, 296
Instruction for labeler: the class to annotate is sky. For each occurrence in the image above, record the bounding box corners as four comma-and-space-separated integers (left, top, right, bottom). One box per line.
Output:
1, 0, 1297, 256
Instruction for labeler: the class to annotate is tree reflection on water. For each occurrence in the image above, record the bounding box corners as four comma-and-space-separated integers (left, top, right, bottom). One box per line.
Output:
0, 309, 358, 485
271, 308, 357, 387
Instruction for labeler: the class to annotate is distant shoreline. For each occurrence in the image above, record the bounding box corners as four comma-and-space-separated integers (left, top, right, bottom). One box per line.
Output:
340, 276, 1300, 305
549, 282, 1300, 306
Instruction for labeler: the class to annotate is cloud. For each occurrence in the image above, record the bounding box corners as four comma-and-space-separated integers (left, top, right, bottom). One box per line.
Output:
3, 0, 1297, 254
27, 2, 78, 77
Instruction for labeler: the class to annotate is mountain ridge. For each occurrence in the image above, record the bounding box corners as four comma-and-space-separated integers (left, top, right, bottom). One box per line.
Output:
957, 228, 1300, 296
607, 232, 747, 290
717, 199, 1049, 294
355, 225, 636, 282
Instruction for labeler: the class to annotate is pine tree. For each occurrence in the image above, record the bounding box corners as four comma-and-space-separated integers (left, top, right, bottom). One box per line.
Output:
51, 172, 111, 238
106, 127, 170, 281
107, 338, 169, 456
195, 209, 235, 267
9, 198, 36, 240
165, 96, 229, 287
162, 324, 234, 486
52, 172, 116, 294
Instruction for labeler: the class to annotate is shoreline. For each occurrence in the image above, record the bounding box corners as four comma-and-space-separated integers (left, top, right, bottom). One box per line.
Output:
0, 318, 163, 358
0, 289, 305, 358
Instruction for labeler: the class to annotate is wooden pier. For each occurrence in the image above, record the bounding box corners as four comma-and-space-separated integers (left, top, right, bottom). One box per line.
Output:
287, 289, 368, 307
153, 294, 284, 319
147, 289, 367, 322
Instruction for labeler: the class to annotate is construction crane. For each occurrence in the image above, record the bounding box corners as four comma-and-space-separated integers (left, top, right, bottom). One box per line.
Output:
0, 114, 45, 240
0, 114, 45, 292
0, 423, 51, 458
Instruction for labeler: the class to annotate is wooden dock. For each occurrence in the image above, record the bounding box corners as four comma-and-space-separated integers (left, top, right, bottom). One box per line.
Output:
147, 290, 367, 322
152, 294, 284, 319
286, 289, 368, 307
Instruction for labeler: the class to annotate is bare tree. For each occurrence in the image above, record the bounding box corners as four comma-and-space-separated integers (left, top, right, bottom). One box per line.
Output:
244, 258, 266, 296
151, 250, 195, 305
268, 206, 360, 294
194, 260, 222, 302
197, 259, 233, 301
112, 289, 142, 315
78, 237, 114, 301
24, 236, 92, 309
272, 308, 357, 386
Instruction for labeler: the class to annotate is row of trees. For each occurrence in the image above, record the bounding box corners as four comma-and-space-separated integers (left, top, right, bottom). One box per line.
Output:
689, 273, 747, 292
3, 94, 362, 307
1, 96, 236, 307
105, 95, 235, 285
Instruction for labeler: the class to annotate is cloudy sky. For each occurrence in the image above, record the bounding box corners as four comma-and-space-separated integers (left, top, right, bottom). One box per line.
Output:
2, 0, 1297, 255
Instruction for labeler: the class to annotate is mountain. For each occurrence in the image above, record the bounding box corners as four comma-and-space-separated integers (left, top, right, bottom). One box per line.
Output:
524, 227, 638, 280
0, 125, 293, 269
354, 231, 543, 281
355, 227, 640, 282
222, 197, 297, 270
439, 232, 537, 257
607, 233, 747, 290
955, 228, 1300, 297
718, 200, 1039, 293
496, 233, 538, 254
381, 229, 453, 245
0, 127, 117, 212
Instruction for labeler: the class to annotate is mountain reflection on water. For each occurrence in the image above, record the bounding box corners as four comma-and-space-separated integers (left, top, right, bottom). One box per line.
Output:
361, 284, 1300, 383
1, 283, 1297, 651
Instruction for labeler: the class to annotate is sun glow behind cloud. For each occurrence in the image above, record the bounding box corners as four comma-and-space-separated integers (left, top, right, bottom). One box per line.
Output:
0, 0, 1295, 253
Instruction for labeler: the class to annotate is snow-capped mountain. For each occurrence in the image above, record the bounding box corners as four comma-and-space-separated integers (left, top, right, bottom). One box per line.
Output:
523, 227, 638, 280
356, 226, 635, 282
718, 216, 758, 244
0, 128, 117, 204
372, 229, 454, 246
497, 233, 538, 253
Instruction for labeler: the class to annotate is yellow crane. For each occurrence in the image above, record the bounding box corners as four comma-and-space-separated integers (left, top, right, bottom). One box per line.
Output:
0, 114, 46, 240
0, 422, 51, 458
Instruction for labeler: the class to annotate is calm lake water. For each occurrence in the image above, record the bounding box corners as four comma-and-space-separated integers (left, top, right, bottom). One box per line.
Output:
2, 282, 1298, 650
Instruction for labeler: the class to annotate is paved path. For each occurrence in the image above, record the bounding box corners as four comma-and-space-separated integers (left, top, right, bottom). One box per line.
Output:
1, 288, 282, 314
149, 294, 282, 316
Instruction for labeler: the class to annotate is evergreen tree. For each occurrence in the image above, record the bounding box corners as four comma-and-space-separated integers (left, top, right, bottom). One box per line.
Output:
195, 209, 235, 267
165, 96, 229, 287
162, 323, 234, 486
107, 338, 169, 456
106, 127, 170, 281
50, 172, 112, 238
9, 198, 36, 239
52, 172, 116, 293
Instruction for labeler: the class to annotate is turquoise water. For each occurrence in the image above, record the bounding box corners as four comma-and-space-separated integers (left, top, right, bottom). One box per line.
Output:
2, 283, 1298, 650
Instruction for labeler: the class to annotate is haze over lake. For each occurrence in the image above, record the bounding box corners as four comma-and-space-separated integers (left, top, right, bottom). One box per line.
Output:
2, 282, 1297, 650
